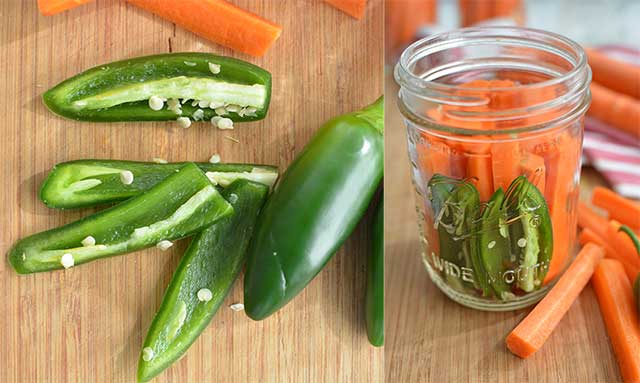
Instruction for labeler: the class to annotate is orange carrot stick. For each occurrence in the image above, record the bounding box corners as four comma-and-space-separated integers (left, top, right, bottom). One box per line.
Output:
323, 0, 367, 19
588, 82, 640, 139
592, 187, 640, 231
592, 258, 640, 383
38, 0, 92, 15
520, 152, 546, 195
577, 201, 609, 239
467, 150, 493, 202
506, 243, 605, 359
586, 48, 640, 99
491, 143, 521, 192
127, 0, 282, 57
578, 203, 640, 278
544, 133, 580, 283
578, 228, 640, 283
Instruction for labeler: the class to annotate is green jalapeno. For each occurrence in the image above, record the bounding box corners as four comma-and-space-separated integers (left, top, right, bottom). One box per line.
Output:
43, 53, 271, 123
40, 159, 278, 209
243, 96, 384, 320
8, 163, 232, 274
138, 180, 269, 382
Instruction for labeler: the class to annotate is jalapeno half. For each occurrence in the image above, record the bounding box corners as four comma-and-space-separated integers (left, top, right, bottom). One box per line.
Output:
43, 53, 271, 124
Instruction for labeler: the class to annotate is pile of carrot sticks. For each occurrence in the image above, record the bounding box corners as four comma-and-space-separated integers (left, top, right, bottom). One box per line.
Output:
507, 186, 640, 382
585, 49, 640, 141
37, 0, 370, 56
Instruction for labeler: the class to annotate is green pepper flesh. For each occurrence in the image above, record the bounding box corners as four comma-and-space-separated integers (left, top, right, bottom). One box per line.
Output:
40, 159, 278, 209
8, 163, 232, 274
244, 97, 384, 320
137, 180, 268, 382
43, 53, 271, 122
366, 198, 384, 347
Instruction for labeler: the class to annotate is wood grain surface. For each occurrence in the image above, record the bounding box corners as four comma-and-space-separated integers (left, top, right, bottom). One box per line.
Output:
0, 1, 383, 382
384, 75, 622, 383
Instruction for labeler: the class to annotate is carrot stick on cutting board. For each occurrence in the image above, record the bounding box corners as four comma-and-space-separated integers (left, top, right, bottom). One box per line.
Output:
592, 186, 640, 232
38, 0, 93, 15
578, 203, 640, 262
577, 201, 609, 239
588, 82, 640, 140
506, 243, 605, 359
578, 228, 640, 283
324, 0, 367, 19
127, 0, 282, 57
592, 258, 640, 383
586, 48, 640, 99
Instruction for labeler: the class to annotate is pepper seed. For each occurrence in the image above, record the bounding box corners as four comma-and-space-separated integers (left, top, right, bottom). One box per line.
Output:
120, 170, 134, 185
156, 240, 173, 251
60, 253, 74, 269
81, 236, 96, 247
148, 96, 164, 111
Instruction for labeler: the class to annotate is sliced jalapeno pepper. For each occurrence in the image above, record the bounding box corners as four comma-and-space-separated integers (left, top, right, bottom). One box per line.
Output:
40, 159, 278, 209
243, 96, 383, 320
427, 175, 490, 295
137, 180, 269, 382
8, 163, 232, 274
504, 176, 553, 292
479, 188, 513, 299
43, 53, 271, 122
366, 198, 384, 347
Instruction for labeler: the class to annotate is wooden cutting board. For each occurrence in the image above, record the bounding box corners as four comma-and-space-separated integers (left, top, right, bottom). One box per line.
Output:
384, 75, 621, 382
0, 1, 383, 382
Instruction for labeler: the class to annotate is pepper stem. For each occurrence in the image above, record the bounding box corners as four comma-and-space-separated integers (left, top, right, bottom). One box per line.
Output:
355, 96, 384, 135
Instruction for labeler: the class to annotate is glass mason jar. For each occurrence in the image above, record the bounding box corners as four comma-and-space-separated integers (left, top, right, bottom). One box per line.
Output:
394, 27, 591, 311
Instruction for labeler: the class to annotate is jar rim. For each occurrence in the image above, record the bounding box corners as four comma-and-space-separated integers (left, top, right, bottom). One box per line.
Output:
395, 26, 588, 94
394, 27, 592, 136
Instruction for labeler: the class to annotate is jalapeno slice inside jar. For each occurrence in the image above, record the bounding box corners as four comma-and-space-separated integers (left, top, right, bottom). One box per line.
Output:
427, 174, 491, 294
43, 53, 271, 123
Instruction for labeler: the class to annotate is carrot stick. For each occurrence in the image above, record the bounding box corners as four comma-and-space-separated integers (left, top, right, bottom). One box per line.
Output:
592, 258, 640, 383
577, 201, 609, 239
588, 82, 640, 139
467, 150, 493, 202
506, 243, 605, 359
586, 48, 640, 99
607, 220, 640, 271
127, 0, 282, 57
38, 0, 92, 15
578, 228, 640, 283
323, 0, 367, 19
578, 203, 640, 278
491, 143, 521, 192
544, 133, 580, 283
592, 187, 640, 231
520, 152, 546, 195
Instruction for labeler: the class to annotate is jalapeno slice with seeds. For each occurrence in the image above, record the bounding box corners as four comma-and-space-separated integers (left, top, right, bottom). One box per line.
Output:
43, 53, 271, 123
40, 159, 278, 209
8, 163, 232, 274
138, 180, 269, 382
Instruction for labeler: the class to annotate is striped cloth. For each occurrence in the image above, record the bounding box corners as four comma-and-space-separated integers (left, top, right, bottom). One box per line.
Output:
583, 46, 640, 199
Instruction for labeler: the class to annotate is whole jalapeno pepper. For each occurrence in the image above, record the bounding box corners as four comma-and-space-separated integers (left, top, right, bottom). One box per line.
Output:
243, 96, 384, 320
366, 197, 384, 347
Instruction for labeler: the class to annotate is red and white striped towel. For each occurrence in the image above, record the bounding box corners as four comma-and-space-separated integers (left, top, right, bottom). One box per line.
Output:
583, 45, 640, 199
